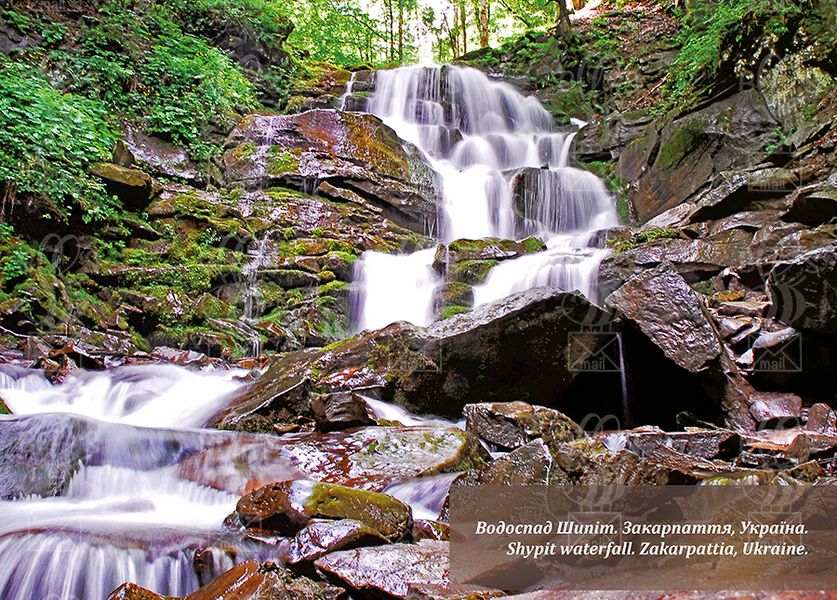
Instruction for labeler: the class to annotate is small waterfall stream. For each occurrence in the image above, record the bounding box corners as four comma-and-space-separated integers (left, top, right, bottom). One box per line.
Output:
353, 66, 618, 330
0, 366, 466, 598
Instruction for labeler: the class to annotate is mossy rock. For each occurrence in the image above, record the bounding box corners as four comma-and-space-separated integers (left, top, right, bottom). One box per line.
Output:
449, 259, 499, 285
0, 396, 10, 415
439, 305, 471, 320
236, 479, 412, 541
433, 282, 474, 315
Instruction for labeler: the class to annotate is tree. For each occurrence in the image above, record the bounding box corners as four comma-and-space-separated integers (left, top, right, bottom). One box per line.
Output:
474, 0, 490, 48
554, 0, 572, 41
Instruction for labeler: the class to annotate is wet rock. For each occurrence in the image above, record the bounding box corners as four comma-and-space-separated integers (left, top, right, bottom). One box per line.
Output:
433, 282, 475, 313
184, 423, 487, 495
781, 186, 837, 226
748, 391, 803, 425
106, 583, 167, 600
90, 162, 155, 209
432, 238, 544, 274
217, 288, 614, 422
412, 519, 450, 541
311, 391, 373, 432
603, 428, 741, 460
236, 480, 412, 540
190, 561, 345, 600
768, 243, 837, 333
223, 110, 438, 233
804, 403, 837, 435
315, 540, 496, 599
0, 413, 90, 500
463, 402, 582, 450
606, 264, 721, 372
277, 519, 389, 565
621, 90, 780, 223
150, 347, 211, 368
117, 126, 202, 182
453, 439, 558, 486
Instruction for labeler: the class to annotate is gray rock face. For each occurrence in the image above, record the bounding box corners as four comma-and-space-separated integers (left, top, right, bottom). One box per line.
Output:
606, 264, 722, 372
768, 243, 837, 333
463, 402, 582, 450
618, 90, 781, 223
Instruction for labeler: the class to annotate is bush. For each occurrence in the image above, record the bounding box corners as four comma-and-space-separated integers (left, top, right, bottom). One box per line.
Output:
49, 2, 258, 161
0, 59, 119, 222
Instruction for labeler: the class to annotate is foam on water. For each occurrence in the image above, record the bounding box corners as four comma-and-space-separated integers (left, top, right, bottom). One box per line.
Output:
352, 65, 618, 330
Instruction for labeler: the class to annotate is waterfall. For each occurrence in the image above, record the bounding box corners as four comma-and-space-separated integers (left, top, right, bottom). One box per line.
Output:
352, 65, 618, 331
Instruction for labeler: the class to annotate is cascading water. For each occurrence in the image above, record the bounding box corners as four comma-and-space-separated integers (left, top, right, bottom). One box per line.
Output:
352, 66, 618, 330
0, 365, 467, 598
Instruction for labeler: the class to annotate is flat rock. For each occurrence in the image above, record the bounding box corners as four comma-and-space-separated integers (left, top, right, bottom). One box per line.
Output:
463, 402, 582, 450
315, 540, 498, 599
277, 519, 389, 565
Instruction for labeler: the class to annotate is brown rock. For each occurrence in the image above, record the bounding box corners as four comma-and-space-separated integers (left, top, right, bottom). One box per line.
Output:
236, 480, 412, 540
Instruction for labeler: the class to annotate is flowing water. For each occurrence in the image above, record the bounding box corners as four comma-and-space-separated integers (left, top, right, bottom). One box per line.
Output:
0, 65, 620, 600
0, 366, 464, 599
353, 65, 618, 330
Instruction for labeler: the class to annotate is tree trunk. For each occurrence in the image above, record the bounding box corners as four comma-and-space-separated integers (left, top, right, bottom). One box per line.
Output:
459, 0, 467, 55
398, 0, 404, 62
477, 0, 489, 48
555, 0, 572, 41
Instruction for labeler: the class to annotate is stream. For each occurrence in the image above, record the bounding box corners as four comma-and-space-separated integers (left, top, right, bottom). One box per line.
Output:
0, 64, 618, 600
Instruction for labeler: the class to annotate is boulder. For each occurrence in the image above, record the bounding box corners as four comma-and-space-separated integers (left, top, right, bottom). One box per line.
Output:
451, 439, 559, 486
432, 238, 545, 274
214, 288, 615, 423
314, 540, 498, 599
768, 243, 837, 333
0, 413, 90, 500
223, 110, 438, 233
183, 425, 487, 495
619, 90, 781, 222
116, 126, 202, 182
235, 480, 413, 540
277, 519, 389, 565
107, 561, 343, 600
463, 402, 582, 450
311, 392, 373, 432
90, 162, 155, 209
606, 264, 722, 372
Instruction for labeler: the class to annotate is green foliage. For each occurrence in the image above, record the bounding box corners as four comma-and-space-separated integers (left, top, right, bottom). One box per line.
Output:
284, 0, 387, 65
0, 59, 119, 222
666, 0, 802, 108
49, 3, 258, 162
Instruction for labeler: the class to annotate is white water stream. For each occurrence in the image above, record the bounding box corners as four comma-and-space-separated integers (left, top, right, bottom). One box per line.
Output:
353, 65, 618, 331
0, 365, 463, 599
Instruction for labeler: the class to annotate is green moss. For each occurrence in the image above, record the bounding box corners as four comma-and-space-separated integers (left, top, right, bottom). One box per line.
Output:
520, 236, 547, 253
267, 146, 300, 174
449, 259, 498, 285
608, 227, 680, 254
657, 119, 706, 169
319, 280, 350, 296
440, 305, 470, 319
